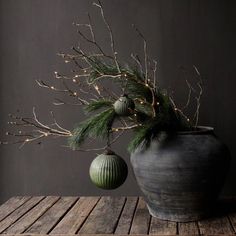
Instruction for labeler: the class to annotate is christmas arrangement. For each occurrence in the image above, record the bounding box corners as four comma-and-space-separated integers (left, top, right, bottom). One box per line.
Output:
1, 1, 203, 190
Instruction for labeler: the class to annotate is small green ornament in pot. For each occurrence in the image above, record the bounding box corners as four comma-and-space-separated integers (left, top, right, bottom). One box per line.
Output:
113, 94, 135, 116
89, 149, 128, 190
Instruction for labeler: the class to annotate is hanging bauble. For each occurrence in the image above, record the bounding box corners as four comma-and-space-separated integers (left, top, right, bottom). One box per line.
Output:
113, 94, 135, 116
89, 149, 128, 190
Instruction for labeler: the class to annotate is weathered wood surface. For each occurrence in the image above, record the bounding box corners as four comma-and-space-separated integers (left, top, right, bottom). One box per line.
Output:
79, 196, 126, 234
178, 222, 199, 235
0, 197, 31, 222
4, 196, 59, 234
26, 197, 77, 234
0, 196, 44, 233
114, 197, 137, 234
0, 196, 235, 235
129, 197, 151, 234
50, 197, 100, 234
149, 217, 177, 235
198, 216, 233, 235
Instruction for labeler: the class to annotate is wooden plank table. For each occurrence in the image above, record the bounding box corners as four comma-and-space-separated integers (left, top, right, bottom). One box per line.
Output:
0, 196, 235, 235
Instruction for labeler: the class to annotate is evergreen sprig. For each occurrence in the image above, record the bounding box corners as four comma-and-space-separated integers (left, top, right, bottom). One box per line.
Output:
69, 60, 192, 152
84, 100, 113, 114
69, 108, 116, 149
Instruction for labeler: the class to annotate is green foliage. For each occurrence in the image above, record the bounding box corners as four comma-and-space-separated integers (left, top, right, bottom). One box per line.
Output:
68, 57, 193, 153
69, 108, 116, 149
127, 117, 166, 153
134, 101, 153, 116
125, 79, 152, 103
84, 100, 113, 114
127, 125, 152, 153
88, 59, 152, 103
127, 92, 192, 153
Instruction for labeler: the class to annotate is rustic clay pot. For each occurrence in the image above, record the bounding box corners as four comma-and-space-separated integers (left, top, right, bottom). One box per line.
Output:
130, 126, 230, 222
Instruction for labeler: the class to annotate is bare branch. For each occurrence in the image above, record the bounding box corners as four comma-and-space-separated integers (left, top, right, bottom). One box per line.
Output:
111, 124, 141, 132
153, 60, 157, 88
132, 24, 148, 84
50, 111, 71, 133
74, 13, 113, 59
182, 79, 192, 111
169, 96, 190, 123
36, 79, 89, 105
1, 108, 72, 147
131, 53, 144, 75
52, 98, 82, 106
93, 0, 121, 73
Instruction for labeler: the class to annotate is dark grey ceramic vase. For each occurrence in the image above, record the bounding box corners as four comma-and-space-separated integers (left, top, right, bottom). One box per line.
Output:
130, 126, 230, 222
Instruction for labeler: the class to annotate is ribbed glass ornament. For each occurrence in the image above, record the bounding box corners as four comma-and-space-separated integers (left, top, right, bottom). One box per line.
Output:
113, 95, 135, 116
89, 150, 128, 189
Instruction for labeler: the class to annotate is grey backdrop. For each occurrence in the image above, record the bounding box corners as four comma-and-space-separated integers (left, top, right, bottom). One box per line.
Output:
0, 0, 235, 203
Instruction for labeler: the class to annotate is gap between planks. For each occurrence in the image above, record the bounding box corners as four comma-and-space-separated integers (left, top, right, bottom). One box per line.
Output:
0, 196, 236, 235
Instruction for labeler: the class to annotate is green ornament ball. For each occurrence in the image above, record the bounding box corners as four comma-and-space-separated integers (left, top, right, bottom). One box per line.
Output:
113, 94, 135, 116
89, 149, 128, 190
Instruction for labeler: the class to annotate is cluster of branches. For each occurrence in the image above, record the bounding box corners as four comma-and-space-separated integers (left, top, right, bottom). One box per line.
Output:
1, 0, 203, 153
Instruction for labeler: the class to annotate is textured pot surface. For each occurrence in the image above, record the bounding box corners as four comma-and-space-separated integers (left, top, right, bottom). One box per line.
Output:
130, 127, 230, 222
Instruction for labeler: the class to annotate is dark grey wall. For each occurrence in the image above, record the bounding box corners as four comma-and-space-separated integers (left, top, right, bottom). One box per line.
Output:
0, 0, 235, 203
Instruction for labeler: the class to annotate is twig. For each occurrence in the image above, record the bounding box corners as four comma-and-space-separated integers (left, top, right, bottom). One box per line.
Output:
153, 60, 157, 89
132, 24, 148, 84
75, 13, 113, 60
192, 65, 203, 127
53, 98, 82, 106
169, 96, 190, 123
93, 0, 121, 73
36, 79, 89, 105
111, 124, 141, 132
131, 53, 144, 76
182, 79, 192, 111
1, 108, 72, 147
193, 83, 202, 127
50, 111, 71, 133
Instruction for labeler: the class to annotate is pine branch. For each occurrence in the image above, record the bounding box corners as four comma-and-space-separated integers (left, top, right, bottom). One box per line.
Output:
84, 99, 113, 113
68, 108, 116, 149
127, 125, 152, 153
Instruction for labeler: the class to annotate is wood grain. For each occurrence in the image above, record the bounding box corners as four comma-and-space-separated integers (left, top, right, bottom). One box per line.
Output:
0, 196, 44, 233
3, 196, 60, 234
178, 222, 199, 235
114, 197, 138, 234
25, 197, 78, 234
0, 234, 176, 236
129, 197, 151, 234
79, 196, 126, 234
149, 217, 177, 235
228, 213, 236, 233
198, 216, 233, 235
0, 196, 236, 235
0, 196, 30, 222
50, 197, 99, 234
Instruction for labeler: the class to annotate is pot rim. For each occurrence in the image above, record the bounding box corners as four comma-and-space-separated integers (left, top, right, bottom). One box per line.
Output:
177, 126, 214, 135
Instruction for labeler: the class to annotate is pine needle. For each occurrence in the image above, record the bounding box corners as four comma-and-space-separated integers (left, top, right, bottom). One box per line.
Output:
69, 108, 116, 149
84, 100, 113, 114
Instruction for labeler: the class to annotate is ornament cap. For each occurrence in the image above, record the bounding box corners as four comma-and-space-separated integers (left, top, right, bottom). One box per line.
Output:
104, 148, 115, 155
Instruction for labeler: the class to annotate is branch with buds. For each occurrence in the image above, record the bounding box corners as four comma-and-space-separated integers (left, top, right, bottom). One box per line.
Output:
1, 107, 72, 148
1, 0, 203, 153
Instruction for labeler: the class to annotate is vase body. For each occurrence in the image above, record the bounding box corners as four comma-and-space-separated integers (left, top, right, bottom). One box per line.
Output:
130, 127, 230, 222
